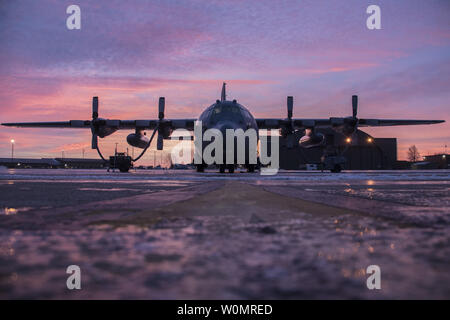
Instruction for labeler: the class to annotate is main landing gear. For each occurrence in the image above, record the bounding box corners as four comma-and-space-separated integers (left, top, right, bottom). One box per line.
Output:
218, 164, 235, 173
197, 164, 256, 173
320, 144, 347, 173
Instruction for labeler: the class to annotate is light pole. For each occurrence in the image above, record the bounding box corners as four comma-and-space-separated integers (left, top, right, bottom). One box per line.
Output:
10, 139, 14, 161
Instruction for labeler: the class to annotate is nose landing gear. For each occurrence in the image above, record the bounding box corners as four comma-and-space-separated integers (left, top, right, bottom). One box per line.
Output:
218, 164, 235, 173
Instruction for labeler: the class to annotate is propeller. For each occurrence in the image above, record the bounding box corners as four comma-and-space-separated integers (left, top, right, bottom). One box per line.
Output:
282, 96, 299, 148
281, 96, 294, 136
159, 97, 165, 120
343, 94, 359, 141
91, 96, 99, 149
287, 96, 293, 120
352, 95, 358, 118
157, 97, 165, 150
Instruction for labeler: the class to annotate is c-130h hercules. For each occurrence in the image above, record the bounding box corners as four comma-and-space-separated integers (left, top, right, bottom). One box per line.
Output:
2, 83, 444, 173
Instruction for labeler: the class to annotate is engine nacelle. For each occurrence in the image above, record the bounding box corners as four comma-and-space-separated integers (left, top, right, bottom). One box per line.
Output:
335, 117, 357, 136
299, 129, 325, 148
127, 133, 150, 149
339, 123, 356, 136
94, 119, 118, 138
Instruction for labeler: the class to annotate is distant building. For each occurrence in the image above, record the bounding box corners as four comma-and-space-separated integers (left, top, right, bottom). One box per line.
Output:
0, 158, 61, 168
422, 154, 449, 169
272, 128, 397, 170
1, 130, 402, 171
55, 158, 106, 169
0, 158, 105, 169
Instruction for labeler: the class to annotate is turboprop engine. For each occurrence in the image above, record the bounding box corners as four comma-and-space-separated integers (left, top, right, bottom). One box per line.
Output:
333, 95, 359, 137
298, 128, 325, 148
127, 130, 150, 149
90, 97, 118, 149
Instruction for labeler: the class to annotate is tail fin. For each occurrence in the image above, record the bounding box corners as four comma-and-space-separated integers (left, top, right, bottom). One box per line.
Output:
221, 82, 226, 102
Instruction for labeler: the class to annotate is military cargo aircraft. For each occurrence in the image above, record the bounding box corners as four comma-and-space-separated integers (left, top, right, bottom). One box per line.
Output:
2, 83, 445, 173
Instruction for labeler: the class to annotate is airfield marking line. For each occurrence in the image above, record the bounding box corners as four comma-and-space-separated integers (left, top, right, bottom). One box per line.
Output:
107, 181, 362, 226
259, 184, 447, 228
0, 181, 223, 231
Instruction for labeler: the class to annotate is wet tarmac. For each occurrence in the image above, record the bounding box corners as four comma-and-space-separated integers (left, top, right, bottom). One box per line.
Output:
0, 168, 449, 299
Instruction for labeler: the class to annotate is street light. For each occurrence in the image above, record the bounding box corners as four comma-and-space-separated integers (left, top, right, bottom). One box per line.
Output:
367, 137, 373, 143
345, 137, 352, 144
10, 139, 14, 161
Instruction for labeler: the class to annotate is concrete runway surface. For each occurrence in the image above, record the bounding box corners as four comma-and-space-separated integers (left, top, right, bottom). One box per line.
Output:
0, 168, 449, 299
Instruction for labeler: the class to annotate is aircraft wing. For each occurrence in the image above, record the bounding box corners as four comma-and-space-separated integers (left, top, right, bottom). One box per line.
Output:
357, 119, 445, 127
3, 118, 444, 130
255, 118, 445, 129
1, 119, 198, 130
2, 121, 87, 128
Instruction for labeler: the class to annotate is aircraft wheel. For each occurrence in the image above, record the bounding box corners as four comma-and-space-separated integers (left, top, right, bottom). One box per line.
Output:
219, 165, 225, 173
196, 165, 205, 172
247, 164, 255, 173
227, 165, 235, 173
119, 166, 130, 173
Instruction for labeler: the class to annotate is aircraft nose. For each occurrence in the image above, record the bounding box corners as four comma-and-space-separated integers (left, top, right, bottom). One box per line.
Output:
214, 121, 242, 136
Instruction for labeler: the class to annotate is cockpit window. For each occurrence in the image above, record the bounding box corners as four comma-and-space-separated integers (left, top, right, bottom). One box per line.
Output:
210, 104, 243, 123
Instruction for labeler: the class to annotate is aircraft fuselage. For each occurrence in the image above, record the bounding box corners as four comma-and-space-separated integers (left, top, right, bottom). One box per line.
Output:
196, 99, 259, 172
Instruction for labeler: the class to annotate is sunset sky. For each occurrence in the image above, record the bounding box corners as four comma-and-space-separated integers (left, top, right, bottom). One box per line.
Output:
0, 0, 449, 163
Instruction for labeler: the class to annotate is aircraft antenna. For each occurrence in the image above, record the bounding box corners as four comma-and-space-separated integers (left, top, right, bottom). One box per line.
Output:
221, 82, 226, 102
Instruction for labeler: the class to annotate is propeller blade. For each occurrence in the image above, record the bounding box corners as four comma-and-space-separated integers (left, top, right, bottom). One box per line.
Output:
157, 133, 164, 150
352, 95, 358, 118
91, 97, 99, 149
91, 134, 98, 149
158, 97, 165, 120
92, 96, 99, 119
287, 96, 293, 120
157, 97, 165, 150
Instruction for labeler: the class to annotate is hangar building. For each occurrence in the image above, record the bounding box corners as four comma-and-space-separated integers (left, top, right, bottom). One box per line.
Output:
275, 128, 397, 170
